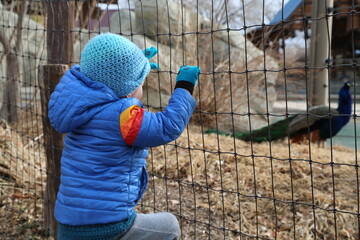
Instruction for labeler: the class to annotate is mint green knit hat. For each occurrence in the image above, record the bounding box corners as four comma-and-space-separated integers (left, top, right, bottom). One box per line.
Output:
80, 33, 150, 97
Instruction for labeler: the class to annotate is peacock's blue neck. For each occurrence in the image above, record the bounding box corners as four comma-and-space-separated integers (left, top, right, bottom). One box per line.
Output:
337, 87, 352, 113
336, 86, 352, 127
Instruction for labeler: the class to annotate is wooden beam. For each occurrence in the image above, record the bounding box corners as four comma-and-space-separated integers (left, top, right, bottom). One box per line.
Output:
39, 64, 67, 238
42, 1, 75, 238
47, 1, 75, 64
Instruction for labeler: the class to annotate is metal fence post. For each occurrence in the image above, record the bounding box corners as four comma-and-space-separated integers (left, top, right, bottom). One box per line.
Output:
309, 0, 334, 106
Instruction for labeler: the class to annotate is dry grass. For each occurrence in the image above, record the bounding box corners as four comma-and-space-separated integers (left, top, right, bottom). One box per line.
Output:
0, 180, 46, 239
0, 111, 47, 239
0, 109, 46, 196
0, 115, 359, 239
140, 124, 360, 239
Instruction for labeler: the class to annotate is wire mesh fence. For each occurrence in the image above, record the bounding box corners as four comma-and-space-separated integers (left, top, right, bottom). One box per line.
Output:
0, 0, 359, 239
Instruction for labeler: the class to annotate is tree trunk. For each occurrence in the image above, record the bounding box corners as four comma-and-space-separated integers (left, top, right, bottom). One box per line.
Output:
0, 53, 21, 124
0, 1, 26, 124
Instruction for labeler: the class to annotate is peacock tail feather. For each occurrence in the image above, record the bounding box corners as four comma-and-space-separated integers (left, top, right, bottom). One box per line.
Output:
233, 116, 296, 142
206, 116, 297, 142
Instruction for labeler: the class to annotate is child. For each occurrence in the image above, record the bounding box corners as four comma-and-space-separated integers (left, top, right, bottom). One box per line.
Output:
48, 33, 200, 240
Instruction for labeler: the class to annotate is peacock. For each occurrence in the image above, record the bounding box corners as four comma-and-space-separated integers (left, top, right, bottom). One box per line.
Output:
213, 81, 353, 144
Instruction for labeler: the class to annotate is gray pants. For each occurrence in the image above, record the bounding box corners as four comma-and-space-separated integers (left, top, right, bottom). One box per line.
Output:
116, 212, 181, 240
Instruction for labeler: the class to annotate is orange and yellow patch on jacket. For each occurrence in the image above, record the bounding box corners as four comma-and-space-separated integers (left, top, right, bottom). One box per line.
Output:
120, 105, 144, 145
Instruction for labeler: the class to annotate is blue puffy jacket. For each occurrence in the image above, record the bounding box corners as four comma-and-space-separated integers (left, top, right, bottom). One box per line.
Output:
48, 65, 197, 225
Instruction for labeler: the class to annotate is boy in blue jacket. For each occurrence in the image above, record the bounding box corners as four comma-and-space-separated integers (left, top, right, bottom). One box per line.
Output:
48, 33, 200, 240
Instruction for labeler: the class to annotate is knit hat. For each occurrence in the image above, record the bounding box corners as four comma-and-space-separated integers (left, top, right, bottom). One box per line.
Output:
80, 33, 150, 97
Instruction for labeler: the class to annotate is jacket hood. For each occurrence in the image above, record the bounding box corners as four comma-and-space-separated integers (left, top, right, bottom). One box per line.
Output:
48, 65, 119, 133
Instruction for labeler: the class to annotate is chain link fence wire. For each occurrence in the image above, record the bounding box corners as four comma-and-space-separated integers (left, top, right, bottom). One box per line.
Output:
0, 0, 359, 239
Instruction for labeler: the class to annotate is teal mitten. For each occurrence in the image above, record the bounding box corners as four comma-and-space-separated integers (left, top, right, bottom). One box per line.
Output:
176, 65, 201, 85
142, 47, 159, 70
175, 65, 201, 95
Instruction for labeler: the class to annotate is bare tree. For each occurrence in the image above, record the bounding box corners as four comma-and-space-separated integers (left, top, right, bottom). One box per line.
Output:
0, 1, 26, 124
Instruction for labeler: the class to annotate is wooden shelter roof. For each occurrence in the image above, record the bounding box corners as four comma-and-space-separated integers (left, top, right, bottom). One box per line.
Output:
246, 0, 360, 51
